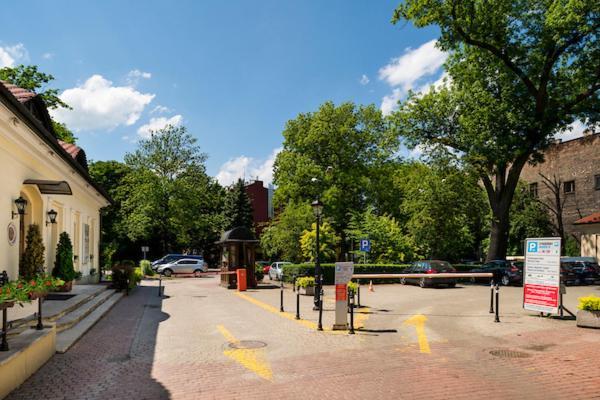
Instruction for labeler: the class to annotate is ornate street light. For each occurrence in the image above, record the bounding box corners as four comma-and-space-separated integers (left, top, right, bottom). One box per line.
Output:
13, 196, 28, 257
12, 196, 27, 219
311, 198, 324, 310
46, 209, 58, 226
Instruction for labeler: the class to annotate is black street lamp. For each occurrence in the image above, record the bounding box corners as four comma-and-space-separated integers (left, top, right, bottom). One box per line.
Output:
13, 196, 27, 257
46, 209, 58, 226
311, 198, 323, 310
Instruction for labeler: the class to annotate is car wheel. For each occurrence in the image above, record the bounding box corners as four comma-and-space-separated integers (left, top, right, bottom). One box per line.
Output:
162, 269, 172, 277
400, 277, 406, 285
419, 278, 427, 288
501, 275, 510, 286
193, 269, 203, 278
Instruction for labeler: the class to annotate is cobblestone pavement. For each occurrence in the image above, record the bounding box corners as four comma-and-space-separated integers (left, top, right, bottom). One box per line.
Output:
7, 278, 600, 400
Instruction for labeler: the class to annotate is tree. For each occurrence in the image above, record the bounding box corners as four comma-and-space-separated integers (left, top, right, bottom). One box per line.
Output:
0, 65, 76, 143
391, 0, 599, 261
53, 232, 76, 282
224, 179, 254, 231
260, 201, 313, 263
19, 224, 45, 279
300, 221, 340, 263
274, 101, 398, 258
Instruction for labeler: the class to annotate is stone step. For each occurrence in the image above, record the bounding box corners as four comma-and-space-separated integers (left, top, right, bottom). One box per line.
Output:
55, 289, 116, 333
56, 292, 123, 353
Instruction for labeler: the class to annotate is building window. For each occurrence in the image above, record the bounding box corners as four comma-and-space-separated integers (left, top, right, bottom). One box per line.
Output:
564, 180, 575, 194
529, 183, 538, 198
595, 175, 600, 191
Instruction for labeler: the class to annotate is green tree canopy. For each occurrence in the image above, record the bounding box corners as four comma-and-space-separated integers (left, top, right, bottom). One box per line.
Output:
260, 201, 313, 263
300, 221, 340, 263
224, 179, 254, 232
391, 0, 599, 261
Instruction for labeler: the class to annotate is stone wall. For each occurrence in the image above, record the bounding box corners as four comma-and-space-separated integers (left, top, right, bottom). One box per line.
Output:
520, 133, 600, 239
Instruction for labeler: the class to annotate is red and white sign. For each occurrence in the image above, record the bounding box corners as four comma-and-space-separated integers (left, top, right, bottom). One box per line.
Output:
523, 238, 561, 313
335, 284, 347, 301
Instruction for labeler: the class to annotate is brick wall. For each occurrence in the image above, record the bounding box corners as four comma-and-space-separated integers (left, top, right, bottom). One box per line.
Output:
520, 133, 600, 239
244, 180, 269, 236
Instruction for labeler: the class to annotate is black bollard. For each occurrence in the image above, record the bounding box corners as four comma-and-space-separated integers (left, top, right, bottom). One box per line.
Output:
494, 284, 500, 323
357, 279, 361, 308
293, 275, 297, 292
158, 276, 162, 297
349, 288, 355, 334
280, 279, 284, 312
295, 283, 300, 320
317, 289, 324, 331
1, 308, 8, 351
489, 280, 495, 314
35, 297, 44, 330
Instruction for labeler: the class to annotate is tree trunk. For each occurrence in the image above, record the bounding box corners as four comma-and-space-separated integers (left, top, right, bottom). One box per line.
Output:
487, 203, 511, 261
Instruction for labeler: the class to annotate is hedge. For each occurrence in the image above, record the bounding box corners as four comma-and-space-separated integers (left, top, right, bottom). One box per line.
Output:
281, 263, 482, 285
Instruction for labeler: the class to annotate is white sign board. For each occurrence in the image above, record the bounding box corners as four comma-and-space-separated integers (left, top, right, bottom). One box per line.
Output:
333, 262, 354, 330
523, 238, 561, 314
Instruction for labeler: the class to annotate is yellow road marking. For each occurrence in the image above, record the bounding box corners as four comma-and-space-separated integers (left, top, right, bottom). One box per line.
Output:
403, 314, 431, 354
217, 325, 273, 381
234, 292, 369, 333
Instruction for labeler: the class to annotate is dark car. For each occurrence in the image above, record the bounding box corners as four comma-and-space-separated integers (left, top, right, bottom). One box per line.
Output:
568, 261, 600, 285
470, 260, 523, 286
152, 254, 204, 271
402, 260, 457, 288
560, 262, 579, 286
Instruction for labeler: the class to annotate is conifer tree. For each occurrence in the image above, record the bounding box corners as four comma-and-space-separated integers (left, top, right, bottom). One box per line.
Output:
19, 224, 45, 279
53, 232, 77, 282
224, 179, 254, 232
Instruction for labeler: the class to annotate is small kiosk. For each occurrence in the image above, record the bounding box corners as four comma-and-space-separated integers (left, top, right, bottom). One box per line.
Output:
217, 226, 259, 289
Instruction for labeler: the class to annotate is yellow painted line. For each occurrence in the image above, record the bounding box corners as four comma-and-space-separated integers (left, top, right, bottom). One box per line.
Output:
217, 324, 273, 381
403, 314, 431, 354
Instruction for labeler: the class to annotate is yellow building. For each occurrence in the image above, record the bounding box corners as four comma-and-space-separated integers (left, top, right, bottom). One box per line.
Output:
0, 81, 110, 290
574, 212, 600, 263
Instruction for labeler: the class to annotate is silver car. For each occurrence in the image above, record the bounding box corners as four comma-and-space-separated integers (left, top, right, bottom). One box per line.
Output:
157, 258, 208, 277
268, 262, 291, 281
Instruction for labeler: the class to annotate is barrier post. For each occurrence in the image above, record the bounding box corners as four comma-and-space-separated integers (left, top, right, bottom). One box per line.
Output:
293, 275, 297, 292
317, 289, 324, 331
158, 276, 162, 297
357, 279, 361, 308
280, 278, 284, 312
349, 288, 355, 334
1, 308, 8, 351
494, 284, 500, 323
489, 280, 495, 314
295, 282, 300, 320
35, 297, 44, 330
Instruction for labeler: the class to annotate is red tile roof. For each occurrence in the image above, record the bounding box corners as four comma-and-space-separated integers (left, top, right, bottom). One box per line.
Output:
58, 140, 82, 159
574, 212, 600, 225
0, 80, 37, 103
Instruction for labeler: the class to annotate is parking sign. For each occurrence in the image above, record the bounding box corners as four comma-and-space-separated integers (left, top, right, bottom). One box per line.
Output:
359, 239, 371, 252
523, 238, 561, 314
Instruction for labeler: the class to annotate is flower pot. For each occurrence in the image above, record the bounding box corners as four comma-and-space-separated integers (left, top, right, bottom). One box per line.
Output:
28, 291, 47, 300
56, 281, 73, 292
577, 310, 600, 329
300, 286, 315, 296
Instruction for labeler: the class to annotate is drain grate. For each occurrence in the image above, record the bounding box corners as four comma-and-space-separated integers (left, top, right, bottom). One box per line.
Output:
490, 349, 532, 358
228, 340, 267, 350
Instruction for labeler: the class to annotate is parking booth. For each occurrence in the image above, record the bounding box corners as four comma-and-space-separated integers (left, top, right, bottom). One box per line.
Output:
217, 226, 259, 289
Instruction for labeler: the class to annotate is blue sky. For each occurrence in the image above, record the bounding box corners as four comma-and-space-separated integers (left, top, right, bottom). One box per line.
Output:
1, 1, 448, 184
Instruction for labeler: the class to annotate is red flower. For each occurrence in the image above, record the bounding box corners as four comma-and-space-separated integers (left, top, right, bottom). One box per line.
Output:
44, 281, 52, 287
17, 283, 23, 289
29, 281, 37, 287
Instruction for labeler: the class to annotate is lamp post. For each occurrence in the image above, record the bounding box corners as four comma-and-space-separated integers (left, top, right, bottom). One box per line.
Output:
311, 199, 323, 310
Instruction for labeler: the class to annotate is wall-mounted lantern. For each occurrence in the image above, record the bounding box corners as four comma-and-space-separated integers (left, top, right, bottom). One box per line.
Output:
12, 196, 27, 219
46, 209, 58, 226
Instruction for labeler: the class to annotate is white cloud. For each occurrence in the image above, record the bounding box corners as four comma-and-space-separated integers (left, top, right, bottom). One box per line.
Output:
42, 52, 54, 60
555, 120, 589, 142
216, 147, 281, 186
0, 43, 28, 67
380, 88, 402, 116
378, 40, 447, 90
150, 105, 171, 114
51, 74, 155, 132
137, 114, 183, 138
360, 74, 370, 85
126, 69, 152, 85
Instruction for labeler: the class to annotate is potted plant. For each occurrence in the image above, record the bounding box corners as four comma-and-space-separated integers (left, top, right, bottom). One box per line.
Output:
25, 275, 65, 300
296, 276, 315, 296
52, 232, 77, 292
577, 295, 600, 329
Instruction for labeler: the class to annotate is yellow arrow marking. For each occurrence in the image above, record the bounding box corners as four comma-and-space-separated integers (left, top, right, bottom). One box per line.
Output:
217, 325, 273, 381
403, 314, 431, 354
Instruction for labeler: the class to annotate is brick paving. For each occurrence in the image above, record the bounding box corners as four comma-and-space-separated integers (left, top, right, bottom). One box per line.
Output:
6, 278, 600, 400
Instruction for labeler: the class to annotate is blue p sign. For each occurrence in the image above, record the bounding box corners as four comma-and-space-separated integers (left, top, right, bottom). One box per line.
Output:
360, 239, 371, 252
528, 241, 538, 253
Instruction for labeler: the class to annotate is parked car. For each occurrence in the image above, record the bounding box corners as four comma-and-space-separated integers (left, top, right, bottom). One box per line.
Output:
157, 258, 208, 277
565, 261, 600, 285
152, 254, 204, 271
560, 262, 579, 286
256, 261, 271, 274
401, 260, 457, 288
470, 260, 523, 286
268, 262, 291, 281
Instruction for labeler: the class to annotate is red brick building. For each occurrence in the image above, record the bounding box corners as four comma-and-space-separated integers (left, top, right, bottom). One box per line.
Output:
520, 132, 600, 241
244, 180, 272, 236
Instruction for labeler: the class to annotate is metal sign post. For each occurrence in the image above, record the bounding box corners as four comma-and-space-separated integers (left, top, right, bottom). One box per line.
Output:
333, 262, 354, 330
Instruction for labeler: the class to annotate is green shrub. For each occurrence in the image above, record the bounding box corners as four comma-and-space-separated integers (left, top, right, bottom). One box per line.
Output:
111, 261, 139, 291
254, 265, 264, 282
296, 276, 315, 288
20, 224, 45, 279
53, 232, 77, 282
140, 260, 154, 276
130, 267, 143, 288
578, 295, 600, 311
347, 281, 358, 293
282, 263, 410, 285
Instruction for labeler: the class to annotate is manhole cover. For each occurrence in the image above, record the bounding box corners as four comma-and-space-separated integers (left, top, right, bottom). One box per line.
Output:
489, 349, 532, 358
228, 340, 267, 350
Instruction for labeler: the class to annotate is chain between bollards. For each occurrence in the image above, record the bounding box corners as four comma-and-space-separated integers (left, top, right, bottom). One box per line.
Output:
317, 288, 324, 331
489, 280, 495, 314
494, 284, 500, 323
280, 278, 284, 312
349, 287, 355, 334
295, 282, 300, 320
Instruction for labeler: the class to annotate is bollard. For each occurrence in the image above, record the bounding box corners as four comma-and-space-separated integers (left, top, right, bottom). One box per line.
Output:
489, 280, 495, 314
280, 279, 284, 312
349, 288, 355, 334
494, 284, 500, 323
35, 297, 44, 330
293, 275, 297, 292
317, 289, 324, 331
295, 283, 300, 320
357, 279, 361, 308
1, 308, 8, 351
158, 276, 162, 297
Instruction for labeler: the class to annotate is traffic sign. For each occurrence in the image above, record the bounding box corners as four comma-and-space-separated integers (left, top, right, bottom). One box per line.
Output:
359, 239, 371, 252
